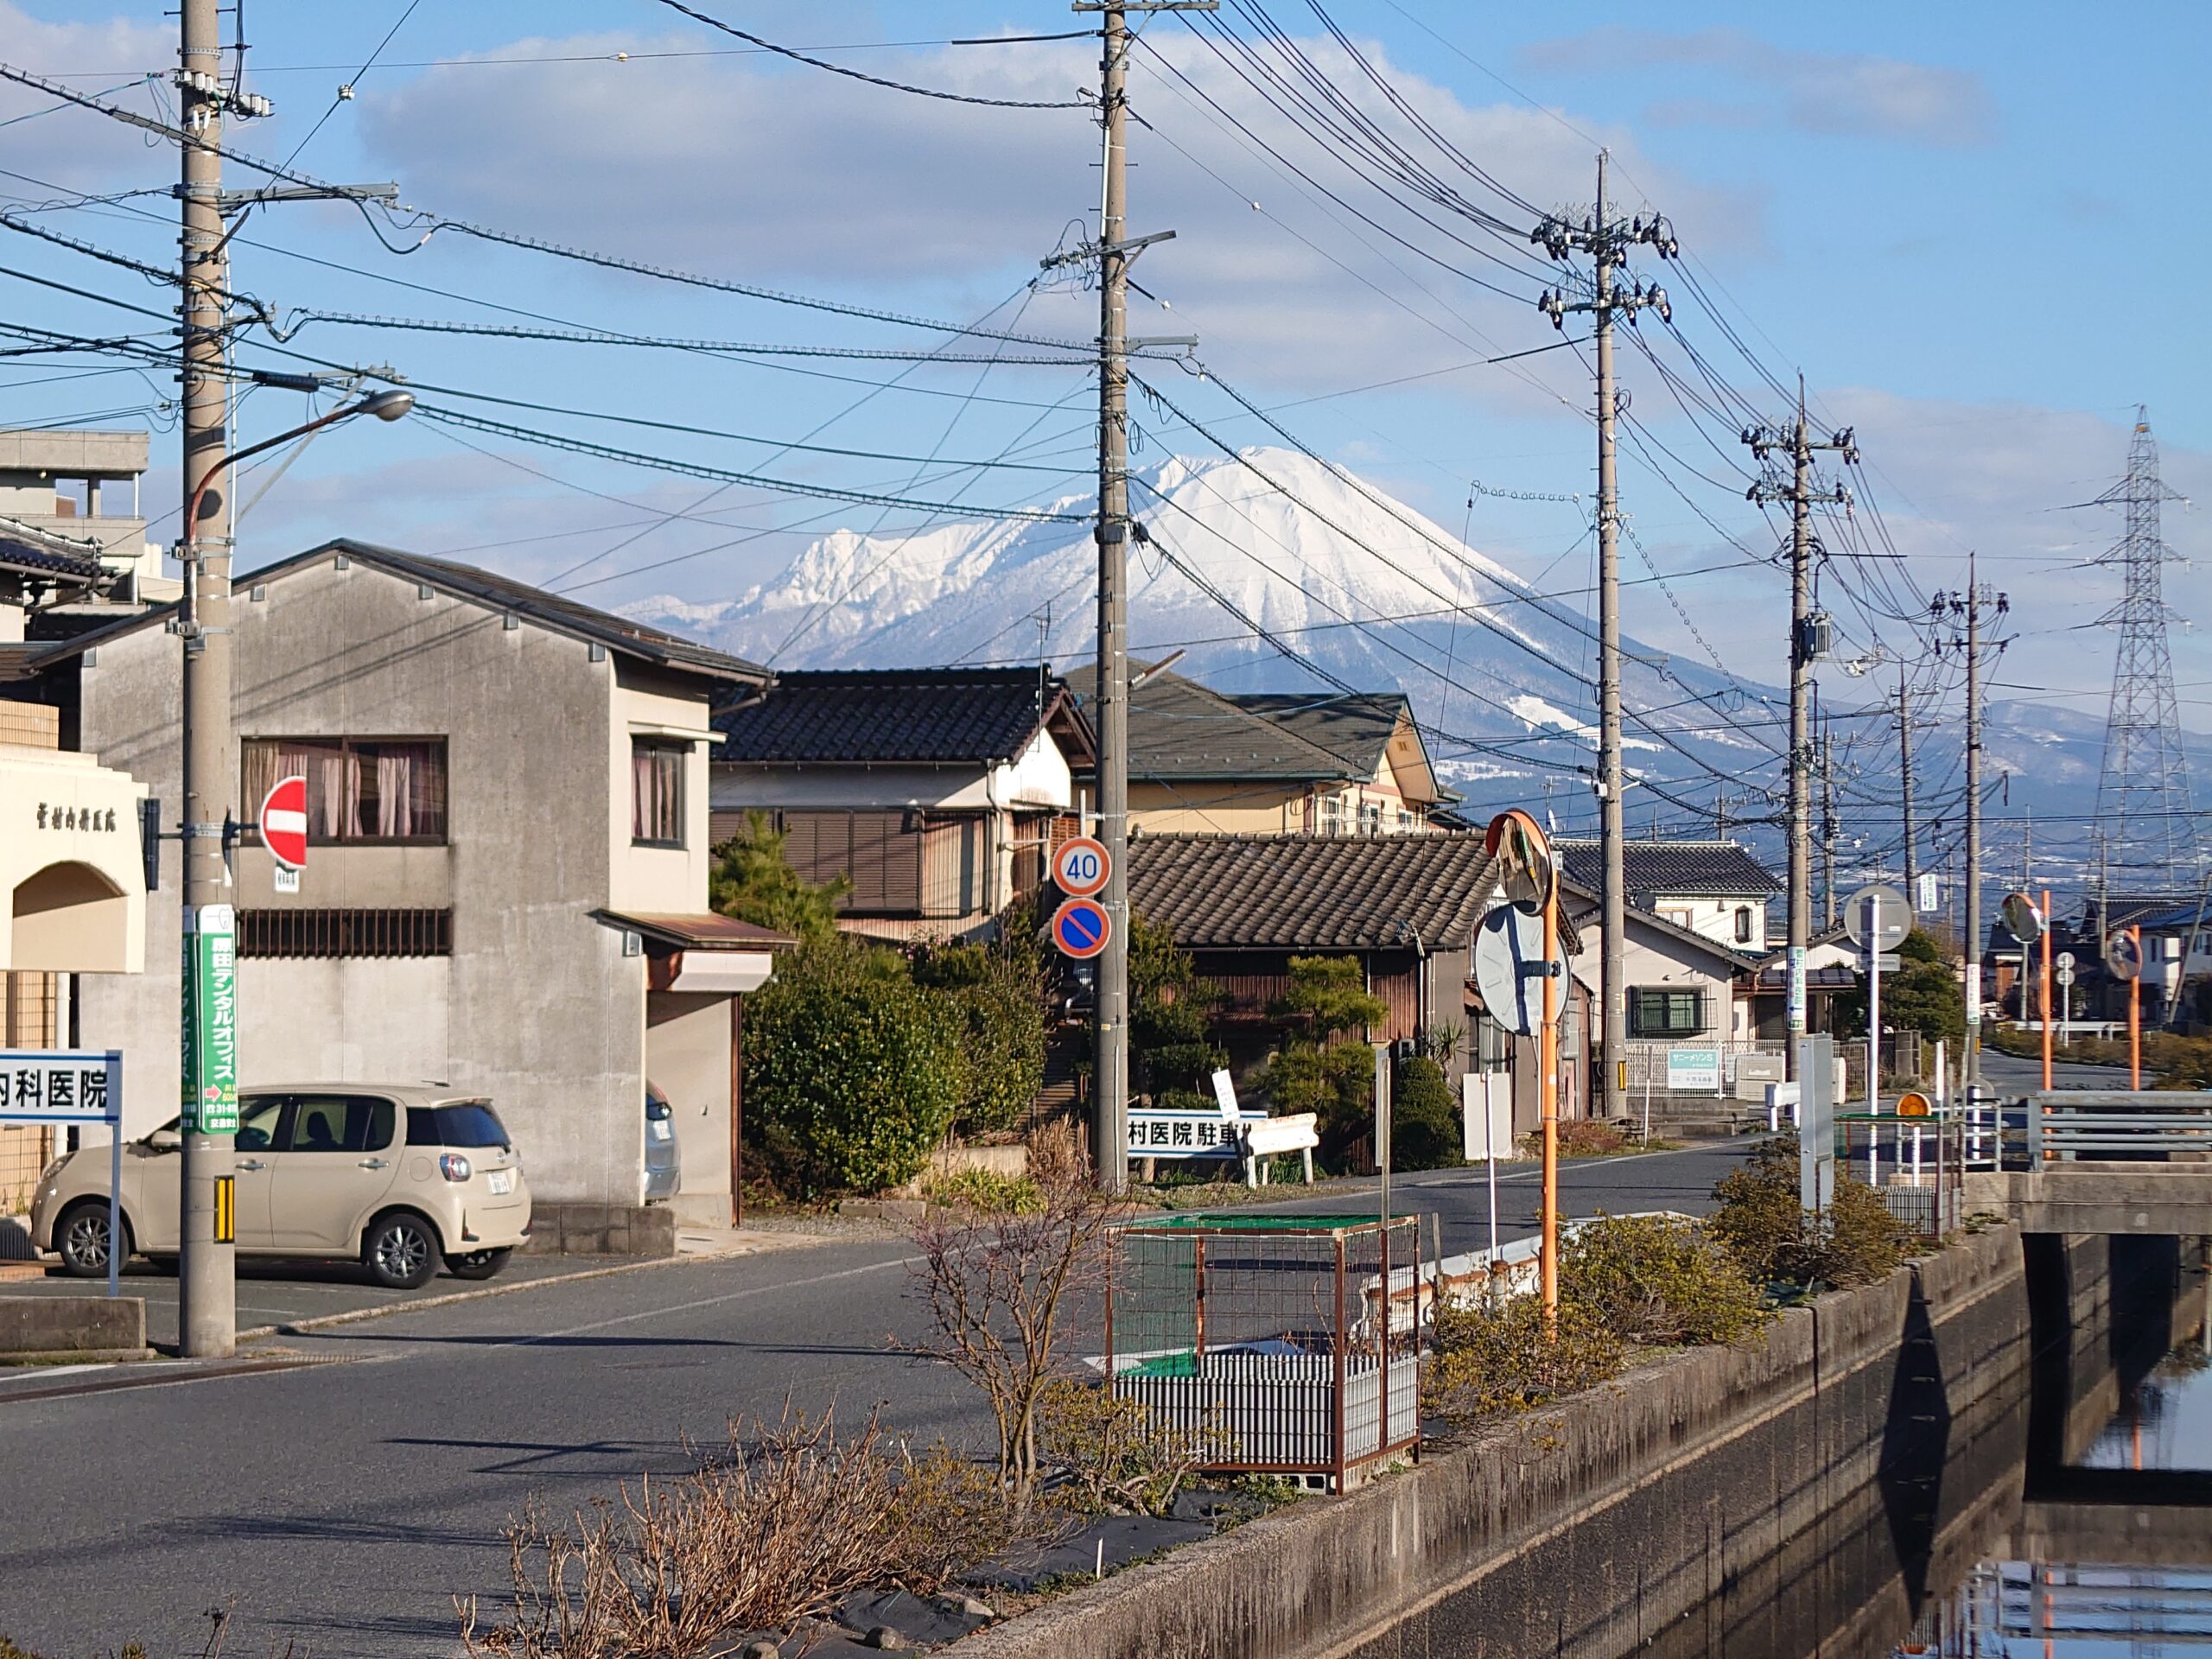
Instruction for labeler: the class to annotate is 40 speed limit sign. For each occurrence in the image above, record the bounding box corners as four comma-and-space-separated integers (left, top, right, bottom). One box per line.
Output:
1052, 835, 1111, 898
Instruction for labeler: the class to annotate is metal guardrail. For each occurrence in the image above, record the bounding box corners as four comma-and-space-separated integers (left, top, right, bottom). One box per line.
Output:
1958, 1090, 2212, 1168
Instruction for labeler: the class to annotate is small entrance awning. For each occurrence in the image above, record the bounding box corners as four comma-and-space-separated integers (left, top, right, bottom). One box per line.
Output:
3, 742, 146, 973
600, 909, 793, 995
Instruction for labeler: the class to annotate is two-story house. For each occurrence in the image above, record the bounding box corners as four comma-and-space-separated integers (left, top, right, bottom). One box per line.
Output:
709, 666, 1096, 942
1122, 669, 1446, 836
1554, 838, 1782, 951
16, 539, 784, 1227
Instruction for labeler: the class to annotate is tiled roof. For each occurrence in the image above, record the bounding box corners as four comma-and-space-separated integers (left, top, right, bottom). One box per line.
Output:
714, 668, 1092, 766
1126, 831, 1502, 950
1226, 691, 1403, 773
17, 538, 769, 685
1560, 876, 1760, 968
1121, 670, 1354, 782
1553, 837, 1782, 900
0, 535, 106, 585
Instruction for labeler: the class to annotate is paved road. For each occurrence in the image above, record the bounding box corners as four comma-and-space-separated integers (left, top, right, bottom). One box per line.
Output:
1978, 1048, 2139, 1092
0, 1143, 1748, 1658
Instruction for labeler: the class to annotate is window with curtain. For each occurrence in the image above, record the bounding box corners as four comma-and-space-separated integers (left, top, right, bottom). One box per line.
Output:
241, 738, 447, 843
631, 739, 686, 847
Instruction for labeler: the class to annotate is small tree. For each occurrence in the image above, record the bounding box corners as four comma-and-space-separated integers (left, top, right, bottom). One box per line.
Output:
745, 936, 962, 1194
904, 1154, 1128, 1506
1129, 913, 1225, 1103
1391, 1053, 1460, 1170
1273, 954, 1388, 1039
1834, 927, 1964, 1048
1263, 956, 1390, 1156
913, 940, 1048, 1138
709, 809, 845, 942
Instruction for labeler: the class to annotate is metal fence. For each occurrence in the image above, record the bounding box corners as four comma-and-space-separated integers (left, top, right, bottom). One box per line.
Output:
1958, 1090, 2212, 1168
1103, 1213, 1422, 1491
1838, 1112, 1964, 1238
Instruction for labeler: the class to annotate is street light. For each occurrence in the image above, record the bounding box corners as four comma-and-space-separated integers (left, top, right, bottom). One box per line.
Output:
172, 384, 413, 1358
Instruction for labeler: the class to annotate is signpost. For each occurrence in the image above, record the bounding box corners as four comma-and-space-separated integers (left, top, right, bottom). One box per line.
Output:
181, 902, 238, 1135
0, 1051, 124, 1296
258, 773, 308, 893
1798, 1033, 1834, 1215
1050, 834, 1109, 899
1050, 897, 1111, 962
2055, 950, 2076, 1050
2001, 891, 2052, 1090
1484, 808, 1561, 1327
1846, 884, 1911, 1116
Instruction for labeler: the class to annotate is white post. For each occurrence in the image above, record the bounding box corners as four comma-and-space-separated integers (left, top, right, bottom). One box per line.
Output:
1866, 892, 1884, 1118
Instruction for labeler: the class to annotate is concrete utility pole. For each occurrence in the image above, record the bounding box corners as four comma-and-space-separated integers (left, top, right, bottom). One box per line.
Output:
1077, 0, 1213, 1189
1820, 721, 1838, 931
1744, 391, 1855, 1074
176, 0, 235, 1358
1938, 562, 2005, 1082
1535, 154, 1677, 1120
1897, 660, 1916, 897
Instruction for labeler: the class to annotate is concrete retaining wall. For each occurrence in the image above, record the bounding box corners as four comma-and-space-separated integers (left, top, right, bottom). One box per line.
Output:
0, 1294, 145, 1357
521, 1203, 676, 1257
958, 1225, 2031, 1659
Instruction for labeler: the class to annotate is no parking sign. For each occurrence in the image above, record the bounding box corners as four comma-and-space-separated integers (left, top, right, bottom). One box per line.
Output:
1051, 897, 1111, 960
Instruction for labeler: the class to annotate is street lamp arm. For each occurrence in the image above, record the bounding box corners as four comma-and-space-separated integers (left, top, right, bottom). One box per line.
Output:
181, 391, 413, 554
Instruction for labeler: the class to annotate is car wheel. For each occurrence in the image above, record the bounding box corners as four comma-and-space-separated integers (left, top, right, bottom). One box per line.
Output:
363, 1211, 440, 1290
442, 1247, 512, 1281
55, 1200, 130, 1278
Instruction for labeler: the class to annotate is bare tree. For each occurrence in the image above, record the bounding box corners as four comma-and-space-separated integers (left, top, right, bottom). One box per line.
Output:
904, 1130, 1128, 1504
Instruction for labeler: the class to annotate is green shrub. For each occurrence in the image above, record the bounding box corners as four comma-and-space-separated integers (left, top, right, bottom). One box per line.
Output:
913, 941, 1048, 1137
1261, 1039, 1376, 1154
709, 808, 846, 941
1425, 1295, 1624, 1421
1561, 1213, 1770, 1346
1392, 1055, 1460, 1170
921, 1166, 1045, 1215
745, 936, 962, 1195
1130, 915, 1227, 1098
1035, 1376, 1234, 1516
1709, 1137, 1907, 1290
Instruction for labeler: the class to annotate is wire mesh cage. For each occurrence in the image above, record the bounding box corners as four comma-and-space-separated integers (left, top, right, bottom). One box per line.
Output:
1838, 1110, 1964, 1238
1103, 1213, 1422, 1491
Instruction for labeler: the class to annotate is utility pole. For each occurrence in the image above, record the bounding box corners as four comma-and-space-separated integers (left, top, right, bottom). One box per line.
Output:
175, 0, 235, 1358
1897, 661, 1916, 897
1076, 1, 1212, 1189
1744, 391, 1855, 1073
1535, 154, 1677, 1120
1937, 562, 2005, 1083
1820, 722, 1838, 931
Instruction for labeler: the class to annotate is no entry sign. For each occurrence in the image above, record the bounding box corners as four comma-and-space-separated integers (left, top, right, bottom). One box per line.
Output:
259, 774, 308, 871
1052, 834, 1111, 898
1051, 896, 1111, 960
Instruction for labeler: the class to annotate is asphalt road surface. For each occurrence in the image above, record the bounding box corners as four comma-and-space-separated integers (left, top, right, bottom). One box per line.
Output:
1977, 1047, 2140, 1092
0, 1142, 1748, 1658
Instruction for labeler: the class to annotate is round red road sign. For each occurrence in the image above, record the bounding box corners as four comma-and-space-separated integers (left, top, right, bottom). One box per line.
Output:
259, 774, 309, 870
1050, 896, 1111, 960
1051, 834, 1111, 898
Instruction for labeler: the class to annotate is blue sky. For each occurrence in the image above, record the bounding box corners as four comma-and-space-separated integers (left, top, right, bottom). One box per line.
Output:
1, 0, 2206, 726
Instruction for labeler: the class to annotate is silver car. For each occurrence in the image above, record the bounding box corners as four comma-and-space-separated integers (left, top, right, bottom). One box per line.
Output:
643, 1082, 681, 1204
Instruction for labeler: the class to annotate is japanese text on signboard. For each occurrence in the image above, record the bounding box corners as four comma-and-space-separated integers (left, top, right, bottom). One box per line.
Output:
0, 1052, 122, 1123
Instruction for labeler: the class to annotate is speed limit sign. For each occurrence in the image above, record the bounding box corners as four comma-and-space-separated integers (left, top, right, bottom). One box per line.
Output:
1052, 835, 1111, 898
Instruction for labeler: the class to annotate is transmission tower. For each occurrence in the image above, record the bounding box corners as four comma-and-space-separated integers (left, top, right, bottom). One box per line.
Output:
2091, 410, 2197, 896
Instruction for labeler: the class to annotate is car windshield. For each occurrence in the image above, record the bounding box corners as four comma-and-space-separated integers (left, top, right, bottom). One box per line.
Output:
407, 1101, 511, 1150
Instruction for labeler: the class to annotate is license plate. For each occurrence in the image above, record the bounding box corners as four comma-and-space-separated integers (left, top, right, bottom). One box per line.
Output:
487, 1170, 514, 1196
649, 1121, 673, 1142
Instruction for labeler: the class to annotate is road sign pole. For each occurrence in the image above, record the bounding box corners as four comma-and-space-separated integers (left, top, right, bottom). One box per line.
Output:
2131, 925, 2142, 1089
2041, 889, 2053, 1092
1866, 893, 1882, 1118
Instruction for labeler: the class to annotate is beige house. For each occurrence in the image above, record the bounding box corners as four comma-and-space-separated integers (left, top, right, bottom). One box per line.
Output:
14, 539, 781, 1224
1122, 670, 1446, 836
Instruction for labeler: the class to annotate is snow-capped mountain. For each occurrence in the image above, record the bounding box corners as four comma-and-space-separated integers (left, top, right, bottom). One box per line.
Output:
626, 448, 1777, 798
622, 447, 2201, 885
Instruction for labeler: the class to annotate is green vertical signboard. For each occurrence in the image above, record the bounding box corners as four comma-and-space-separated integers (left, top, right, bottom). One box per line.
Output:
181, 902, 238, 1134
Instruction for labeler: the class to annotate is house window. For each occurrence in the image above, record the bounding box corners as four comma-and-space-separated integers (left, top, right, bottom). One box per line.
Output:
775, 809, 928, 914
241, 738, 446, 844
1630, 987, 1708, 1038
1359, 801, 1382, 836
1318, 793, 1342, 835
631, 739, 686, 847
1734, 906, 1754, 944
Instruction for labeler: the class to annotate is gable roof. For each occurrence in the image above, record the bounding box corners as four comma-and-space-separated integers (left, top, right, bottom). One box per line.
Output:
1121, 670, 1357, 783
21, 537, 766, 684
1553, 838, 1782, 901
712, 667, 1094, 768
1227, 690, 1440, 804
1127, 830, 1502, 950
1560, 876, 1763, 969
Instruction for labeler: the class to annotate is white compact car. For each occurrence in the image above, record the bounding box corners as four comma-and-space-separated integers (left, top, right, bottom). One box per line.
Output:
29, 1084, 531, 1289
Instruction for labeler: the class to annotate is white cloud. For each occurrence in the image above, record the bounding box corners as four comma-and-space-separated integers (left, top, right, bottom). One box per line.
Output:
0, 5, 176, 189
1522, 28, 1994, 149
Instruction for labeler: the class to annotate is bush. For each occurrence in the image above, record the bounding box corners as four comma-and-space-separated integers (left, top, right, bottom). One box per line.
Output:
1392, 1055, 1460, 1170
1130, 915, 1227, 1098
1034, 1376, 1233, 1516
914, 942, 1048, 1138
1709, 1137, 1907, 1290
921, 1166, 1044, 1215
887, 1441, 1058, 1593
1261, 1039, 1376, 1154
745, 936, 962, 1195
1556, 1119, 1626, 1158
1560, 1213, 1770, 1346
1425, 1295, 1624, 1421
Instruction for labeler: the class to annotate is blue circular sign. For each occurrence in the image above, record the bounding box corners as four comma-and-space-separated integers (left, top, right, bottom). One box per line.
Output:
1051, 897, 1112, 960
